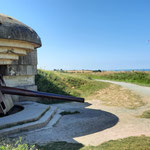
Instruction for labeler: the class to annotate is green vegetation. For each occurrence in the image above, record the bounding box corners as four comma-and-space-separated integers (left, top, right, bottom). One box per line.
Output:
2, 136, 150, 150
60, 111, 80, 116
81, 136, 150, 150
0, 137, 36, 150
37, 136, 150, 150
139, 110, 150, 118
35, 70, 145, 108
35, 70, 110, 102
89, 71, 150, 86
36, 141, 83, 150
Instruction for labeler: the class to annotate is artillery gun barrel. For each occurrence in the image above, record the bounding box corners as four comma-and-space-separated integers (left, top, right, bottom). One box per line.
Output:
0, 86, 84, 103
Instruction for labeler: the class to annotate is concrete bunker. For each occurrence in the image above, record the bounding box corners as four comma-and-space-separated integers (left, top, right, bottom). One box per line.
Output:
0, 13, 84, 117
0, 13, 41, 113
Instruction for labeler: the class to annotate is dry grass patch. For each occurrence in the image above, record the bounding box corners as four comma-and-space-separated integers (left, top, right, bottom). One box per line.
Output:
89, 84, 145, 109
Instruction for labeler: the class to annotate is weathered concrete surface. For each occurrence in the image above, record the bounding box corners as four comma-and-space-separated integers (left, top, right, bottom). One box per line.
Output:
0, 14, 41, 98
0, 101, 50, 129
4, 75, 35, 87
0, 14, 41, 46
0, 39, 38, 65
10, 102, 119, 145
0, 91, 14, 114
0, 101, 59, 137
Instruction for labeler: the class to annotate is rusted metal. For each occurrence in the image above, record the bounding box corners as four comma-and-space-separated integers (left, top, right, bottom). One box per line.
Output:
0, 74, 84, 105
0, 85, 84, 103
0, 74, 84, 115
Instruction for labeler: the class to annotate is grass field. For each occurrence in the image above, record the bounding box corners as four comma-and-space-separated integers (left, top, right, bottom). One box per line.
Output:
75, 71, 150, 87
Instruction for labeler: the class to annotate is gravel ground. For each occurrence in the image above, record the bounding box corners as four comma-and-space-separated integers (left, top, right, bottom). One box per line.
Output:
18, 102, 118, 145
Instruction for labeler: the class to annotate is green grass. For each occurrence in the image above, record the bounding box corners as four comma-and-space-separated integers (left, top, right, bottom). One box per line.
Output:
91, 72, 150, 86
72, 71, 150, 87
81, 136, 150, 150
139, 110, 150, 118
36, 136, 150, 150
2, 136, 150, 150
35, 70, 110, 103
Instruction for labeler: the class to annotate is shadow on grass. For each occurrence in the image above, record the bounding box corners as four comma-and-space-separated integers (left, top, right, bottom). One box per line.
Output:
35, 73, 69, 96
36, 141, 84, 150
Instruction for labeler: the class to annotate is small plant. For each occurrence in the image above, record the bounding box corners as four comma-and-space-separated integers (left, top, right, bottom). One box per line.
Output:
60, 111, 80, 116
139, 110, 150, 118
0, 137, 37, 150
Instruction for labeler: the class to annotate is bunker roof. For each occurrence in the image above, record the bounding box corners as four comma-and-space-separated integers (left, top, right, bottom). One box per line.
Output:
0, 14, 41, 47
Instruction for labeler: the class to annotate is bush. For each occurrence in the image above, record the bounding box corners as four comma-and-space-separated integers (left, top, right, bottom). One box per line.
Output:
0, 137, 37, 150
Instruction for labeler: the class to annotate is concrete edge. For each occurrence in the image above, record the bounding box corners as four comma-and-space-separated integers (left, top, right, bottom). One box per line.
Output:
0, 106, 50, 130
0, 106, 58, 137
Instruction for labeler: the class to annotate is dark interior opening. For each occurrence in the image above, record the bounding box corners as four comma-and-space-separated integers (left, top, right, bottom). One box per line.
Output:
0, 105, 24, 117
1, 101, 6, 110
0, 65, 7, 76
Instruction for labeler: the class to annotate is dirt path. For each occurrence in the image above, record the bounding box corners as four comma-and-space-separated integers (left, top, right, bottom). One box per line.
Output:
96, 79, 150, 97
75, 100, 150, 146
74, 80, 150, 145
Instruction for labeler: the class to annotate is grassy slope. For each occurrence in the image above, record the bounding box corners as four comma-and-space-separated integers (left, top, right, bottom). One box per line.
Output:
35, 70, 145, 108
35, 70, 110, 99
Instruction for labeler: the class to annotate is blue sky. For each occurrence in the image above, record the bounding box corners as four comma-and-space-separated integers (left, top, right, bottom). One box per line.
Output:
0, 0, 150, 70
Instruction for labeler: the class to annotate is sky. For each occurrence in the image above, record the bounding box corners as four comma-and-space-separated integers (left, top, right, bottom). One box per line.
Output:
0, 0, 150, 70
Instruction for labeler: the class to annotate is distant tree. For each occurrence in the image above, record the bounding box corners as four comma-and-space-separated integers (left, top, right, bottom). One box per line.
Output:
93, 69, 102, 72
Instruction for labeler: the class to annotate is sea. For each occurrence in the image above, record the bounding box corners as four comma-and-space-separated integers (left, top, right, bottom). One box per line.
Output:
106, 69, 150, 72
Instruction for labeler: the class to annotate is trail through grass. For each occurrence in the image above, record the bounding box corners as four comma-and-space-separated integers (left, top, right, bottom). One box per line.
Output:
82, 71, 150, 87
89, 84, 145, 109
35, 70, 145, 108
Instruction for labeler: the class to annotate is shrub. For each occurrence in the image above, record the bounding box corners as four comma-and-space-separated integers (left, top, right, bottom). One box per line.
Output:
0, 137, 37, 150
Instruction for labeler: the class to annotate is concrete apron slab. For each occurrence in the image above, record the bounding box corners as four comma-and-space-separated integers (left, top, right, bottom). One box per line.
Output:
0, 101, 58, 137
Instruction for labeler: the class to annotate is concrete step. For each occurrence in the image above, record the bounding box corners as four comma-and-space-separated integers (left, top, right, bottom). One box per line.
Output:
0, 101, 50, 130
0, 101, 58, 137
48, 109, 62, 127
26, 109, 63, 134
